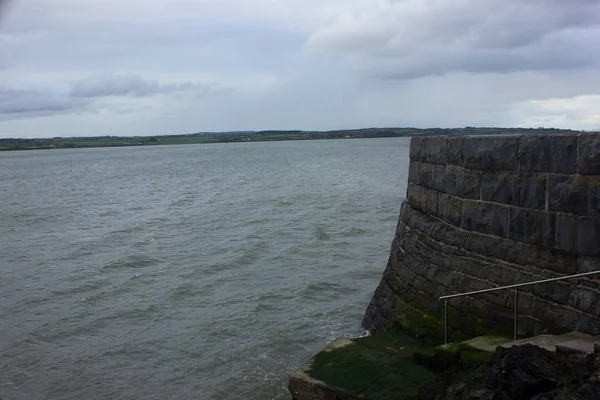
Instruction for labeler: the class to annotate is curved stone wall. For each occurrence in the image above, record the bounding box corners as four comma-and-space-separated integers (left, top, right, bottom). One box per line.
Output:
363, 133, 600, 341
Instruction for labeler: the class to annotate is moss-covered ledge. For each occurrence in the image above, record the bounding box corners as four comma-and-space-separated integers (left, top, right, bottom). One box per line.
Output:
288, 332, 437, 400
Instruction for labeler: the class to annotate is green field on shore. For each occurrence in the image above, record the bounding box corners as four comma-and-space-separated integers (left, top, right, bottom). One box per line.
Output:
0, 127, 577, 151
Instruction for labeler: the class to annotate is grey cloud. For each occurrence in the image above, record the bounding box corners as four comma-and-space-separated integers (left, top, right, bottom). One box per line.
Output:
306, 0, 600, 79
69, 73, 201, 98
0, 73, 207, 120
0, 88, 87, 115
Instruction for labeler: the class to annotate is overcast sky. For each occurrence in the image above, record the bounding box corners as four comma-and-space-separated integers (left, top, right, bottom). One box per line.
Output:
1, 0, 600, 138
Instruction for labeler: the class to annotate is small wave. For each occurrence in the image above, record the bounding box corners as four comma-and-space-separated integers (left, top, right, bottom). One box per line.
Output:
299, 282, 356, 300
343, 227, 368, 236
103, 255, 157, 269
169, 283, 197, 300
313, 226, 330, 241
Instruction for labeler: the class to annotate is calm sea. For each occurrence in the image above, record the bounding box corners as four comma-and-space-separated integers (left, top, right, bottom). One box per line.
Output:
0, 138, 410, 400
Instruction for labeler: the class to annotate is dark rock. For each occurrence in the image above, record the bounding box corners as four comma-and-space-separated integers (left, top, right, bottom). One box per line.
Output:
509, 208, 556, 248
408, 161, 421, 184
549, 175, 589, 215
487, 345, 595, 399
444, 166, 481, 199
419, 162, 436, 189
433, 164, 447, 192
412, 136, 445, 164
407, 183, 439, 216
577, 217, 600, 257
437, 193, 463, 227
559, 215, 600, 257
588, 176, 600, 216
519, 134, 578, 174
443, 136, 466, 166
578, 133, 600, 175
462, 201, 509, 237
482, 172, 546, 209
462, 136, 519, 171
556, 214, 578, 254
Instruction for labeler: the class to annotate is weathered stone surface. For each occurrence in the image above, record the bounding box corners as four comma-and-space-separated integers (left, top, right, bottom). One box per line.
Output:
442, 136, 466, 166
549, 175, 589, 215
407, 183, 438, 216
411, 136, 444, 164
433, 164, 446, 192
556, 214, 578, 254
568, 288, 597, 313
577, 256, 600, 274
519, 134, 578, 174
578, 133, 600, 175
444, 166, 480, 199
436, 193, 463, 227
525, 246, 578, 275
418, 162, 436, 189
509, 208, 556, 248
588, 176, 600, 216
417, 344, 600, 400
577, 217, 600, 257
408, 160, 421, 184
558, 216, 600, 258
462, 136, 519, 171
482, 172, 546, 209
462, 201, 509, 237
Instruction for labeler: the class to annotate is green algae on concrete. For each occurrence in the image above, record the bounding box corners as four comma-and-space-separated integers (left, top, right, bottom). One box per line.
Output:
390, 295, 510, 344
435, 335, 511, 366
305, 332, 437, 400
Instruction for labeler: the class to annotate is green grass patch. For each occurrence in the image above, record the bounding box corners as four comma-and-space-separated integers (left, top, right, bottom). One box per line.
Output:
306, 332, 437, 400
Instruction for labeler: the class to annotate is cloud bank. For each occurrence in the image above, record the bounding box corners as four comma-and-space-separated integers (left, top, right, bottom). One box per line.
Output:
1, 0, 600, 137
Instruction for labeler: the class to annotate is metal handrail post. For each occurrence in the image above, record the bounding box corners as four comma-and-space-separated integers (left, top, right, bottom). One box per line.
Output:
514, 289, 518, 341
444, 300, 448, 345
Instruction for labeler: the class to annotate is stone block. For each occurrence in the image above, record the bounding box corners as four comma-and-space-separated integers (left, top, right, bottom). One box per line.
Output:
408, 160, 420, 184
557, 215, 600, 257
525, 246, 578, 275
437, 193, 463, 227
529, 300, 579, 332
462, 201, 509, 237
442, 136, 466, 166
588, 176, 600, 216
433, 164, 446, 192
530, 281, 571, 308
549, 175, 589, 215
406, 183, 438, 216
577, 217, 600, 257
568, 288, 597, 314
482, 172, 546, 209
409, 136, 423, 161
519, 134, 578, 174
445, 166, 480, 199
462, 136, 519, 171
410, 136, 444, 164
556, 214, 578, 254
576, 256, 600, 274
578, 133, 600, 175
509, 208, 556, 248
418, 162, 436, 189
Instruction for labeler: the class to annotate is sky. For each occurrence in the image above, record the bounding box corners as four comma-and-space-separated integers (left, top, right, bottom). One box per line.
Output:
1, 0, 600, 138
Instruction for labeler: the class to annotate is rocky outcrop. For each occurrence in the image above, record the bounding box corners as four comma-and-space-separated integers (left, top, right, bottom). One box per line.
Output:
418, 344, 600, 400
363, 134, 600, 342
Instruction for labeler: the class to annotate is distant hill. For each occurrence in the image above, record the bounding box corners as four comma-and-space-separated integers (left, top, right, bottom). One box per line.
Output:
0, 127, 580, 151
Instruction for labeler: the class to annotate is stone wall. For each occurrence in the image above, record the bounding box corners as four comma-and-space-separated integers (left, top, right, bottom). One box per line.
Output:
363, 134, 600, 342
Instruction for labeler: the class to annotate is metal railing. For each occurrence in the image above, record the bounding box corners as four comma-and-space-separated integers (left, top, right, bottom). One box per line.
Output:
439, 270, 600, 345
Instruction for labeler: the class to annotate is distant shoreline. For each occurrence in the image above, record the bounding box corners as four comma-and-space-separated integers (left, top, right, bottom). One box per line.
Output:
0, 127, 579, 151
